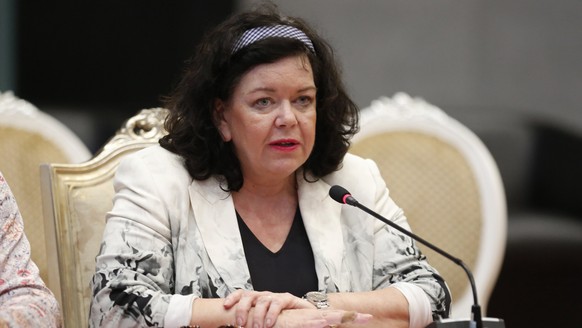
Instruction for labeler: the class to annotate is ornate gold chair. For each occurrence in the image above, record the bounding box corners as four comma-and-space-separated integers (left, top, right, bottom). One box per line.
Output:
40, 107, 168, 327
0, 90, 91, 285
349, 93, 507, 318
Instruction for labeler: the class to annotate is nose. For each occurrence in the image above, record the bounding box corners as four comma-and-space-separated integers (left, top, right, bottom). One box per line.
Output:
275, 100, 298, 127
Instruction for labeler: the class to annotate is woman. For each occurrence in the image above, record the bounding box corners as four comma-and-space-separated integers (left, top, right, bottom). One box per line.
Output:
90, 4, 450, 328
0, 172, 62, 327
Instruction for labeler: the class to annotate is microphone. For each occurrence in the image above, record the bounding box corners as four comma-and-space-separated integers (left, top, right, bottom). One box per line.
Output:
329, 185, 505, 328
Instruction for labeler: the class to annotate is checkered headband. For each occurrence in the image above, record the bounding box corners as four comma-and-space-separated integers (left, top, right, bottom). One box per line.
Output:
232, 25, 315, 54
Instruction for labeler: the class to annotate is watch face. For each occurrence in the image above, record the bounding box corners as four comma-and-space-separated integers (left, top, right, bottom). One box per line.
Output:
306, 291, 327, 302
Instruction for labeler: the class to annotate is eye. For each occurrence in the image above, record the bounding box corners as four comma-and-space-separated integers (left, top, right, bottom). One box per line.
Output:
254, 98, 272, 108
295, 95, 313, 107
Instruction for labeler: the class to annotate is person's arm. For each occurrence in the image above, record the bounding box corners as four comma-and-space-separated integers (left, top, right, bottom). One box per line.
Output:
327, 288, 409, 328
335, 213, 443, 328
359, 158, 450, 327
89, 154, 187, 327
317, 157, 449, 328
0, 173, 61, 327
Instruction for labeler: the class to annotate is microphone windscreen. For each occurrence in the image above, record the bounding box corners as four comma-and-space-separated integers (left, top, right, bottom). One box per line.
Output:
329, 185, 350, 204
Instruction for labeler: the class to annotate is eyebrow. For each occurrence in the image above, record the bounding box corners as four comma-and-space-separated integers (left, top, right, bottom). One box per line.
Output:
298, 86, 317, 92
245, 86, 317, 95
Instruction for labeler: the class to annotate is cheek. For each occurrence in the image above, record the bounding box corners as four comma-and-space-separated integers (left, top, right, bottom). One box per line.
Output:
304, 111, 317, 131
301, 114, 317, 144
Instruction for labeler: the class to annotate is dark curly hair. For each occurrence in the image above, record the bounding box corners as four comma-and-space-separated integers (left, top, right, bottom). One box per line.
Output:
160, 3, 359, 191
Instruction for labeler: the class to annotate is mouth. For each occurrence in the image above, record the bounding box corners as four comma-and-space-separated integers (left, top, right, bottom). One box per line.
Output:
270, 139, 300, 148
273, 141, 297, 146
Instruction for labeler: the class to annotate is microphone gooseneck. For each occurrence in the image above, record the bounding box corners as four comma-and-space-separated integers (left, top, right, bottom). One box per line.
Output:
329, 185, 486, 328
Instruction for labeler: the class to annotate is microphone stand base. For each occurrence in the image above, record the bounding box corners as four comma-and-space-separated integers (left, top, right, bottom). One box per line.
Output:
425, 318, 505, 328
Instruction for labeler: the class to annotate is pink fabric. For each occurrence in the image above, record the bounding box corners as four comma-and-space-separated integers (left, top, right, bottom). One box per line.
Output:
0, 172, 61, 327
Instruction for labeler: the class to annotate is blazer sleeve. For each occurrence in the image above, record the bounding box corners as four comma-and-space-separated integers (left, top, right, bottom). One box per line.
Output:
364, 158, 451, 319
89, 152, 194, 328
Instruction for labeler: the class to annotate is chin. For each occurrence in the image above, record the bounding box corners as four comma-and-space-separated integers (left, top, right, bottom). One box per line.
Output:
269, 163, 303, 177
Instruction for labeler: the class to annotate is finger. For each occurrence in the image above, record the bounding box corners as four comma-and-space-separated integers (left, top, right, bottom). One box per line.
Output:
320, 310, 344, 324
234, 292, 258, 326
224, 289, 245, 308
262, 293, 310, 327
251, 295, 273, 328
348, 312, 373, 324
302, 318, 329, 328
264, 296, 287, 327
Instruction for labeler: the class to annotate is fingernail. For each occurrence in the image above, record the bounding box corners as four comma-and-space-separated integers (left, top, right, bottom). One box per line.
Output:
358, 313, 374, 322
237, 317, 243, 326
266, 319, 272, 327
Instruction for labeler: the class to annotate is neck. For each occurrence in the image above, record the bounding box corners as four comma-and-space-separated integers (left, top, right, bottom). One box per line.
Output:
240, 173, 297, 197
232, 174, 298, 224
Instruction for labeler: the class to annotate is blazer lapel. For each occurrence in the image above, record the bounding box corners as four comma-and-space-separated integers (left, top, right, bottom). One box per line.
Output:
297, 175, 349, 292
188, 178, 252, 295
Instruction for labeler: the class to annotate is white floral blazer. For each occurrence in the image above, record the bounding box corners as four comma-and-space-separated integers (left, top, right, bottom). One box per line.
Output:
89, 146, 450, 327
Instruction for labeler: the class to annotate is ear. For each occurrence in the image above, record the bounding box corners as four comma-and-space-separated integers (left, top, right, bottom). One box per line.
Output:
213, 98, 232, 142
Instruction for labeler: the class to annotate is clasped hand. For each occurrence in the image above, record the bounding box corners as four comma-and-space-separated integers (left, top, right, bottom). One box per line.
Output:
223, 290, 372, 328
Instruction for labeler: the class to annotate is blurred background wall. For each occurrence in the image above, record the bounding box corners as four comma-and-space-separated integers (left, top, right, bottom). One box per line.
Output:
2, 0, 581, 327
2, 0, 236, 151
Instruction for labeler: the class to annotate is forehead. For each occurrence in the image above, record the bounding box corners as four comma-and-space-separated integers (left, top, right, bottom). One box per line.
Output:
236, 55, 315, 90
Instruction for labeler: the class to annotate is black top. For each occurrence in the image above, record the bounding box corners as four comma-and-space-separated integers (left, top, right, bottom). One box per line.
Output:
237, 208, 318, 297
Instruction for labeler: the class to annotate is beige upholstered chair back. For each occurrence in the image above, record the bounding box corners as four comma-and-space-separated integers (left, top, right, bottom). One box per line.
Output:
350, 93, 506, 318
40, 108, 168, 327
0, 91, 91, 285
